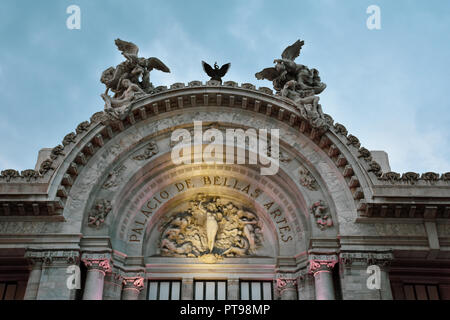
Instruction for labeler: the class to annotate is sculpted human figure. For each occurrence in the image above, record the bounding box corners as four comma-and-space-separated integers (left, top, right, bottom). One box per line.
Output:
159, 196, 263, 259
100, 39, 170, 111
255, 39, 326, 104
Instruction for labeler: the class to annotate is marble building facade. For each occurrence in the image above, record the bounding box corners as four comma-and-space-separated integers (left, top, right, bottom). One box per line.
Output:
0, 40, 449, 300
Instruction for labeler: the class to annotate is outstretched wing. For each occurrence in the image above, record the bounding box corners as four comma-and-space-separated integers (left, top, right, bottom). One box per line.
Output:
255, 67, 279, 81
281, 39, 304, 61
115, 39, 139, 56
218, 63, 231, 77
147, 57, 171, 73
202, 61, 215, 78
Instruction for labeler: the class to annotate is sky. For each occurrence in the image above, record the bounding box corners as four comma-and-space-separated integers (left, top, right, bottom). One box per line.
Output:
0, 0, 449, 174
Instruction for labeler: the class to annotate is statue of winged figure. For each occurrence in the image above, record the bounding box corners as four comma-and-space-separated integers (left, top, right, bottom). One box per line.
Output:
202, 61, 231, 83
255, 40, 329, 130
99, 39, 170, 117
255, 40, 326, 97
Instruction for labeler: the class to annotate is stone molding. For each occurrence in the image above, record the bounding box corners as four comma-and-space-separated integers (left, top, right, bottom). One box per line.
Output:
339, 251, 394, 268
25, 249, 80, 266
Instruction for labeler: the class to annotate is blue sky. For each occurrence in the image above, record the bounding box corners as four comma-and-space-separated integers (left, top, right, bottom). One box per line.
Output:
0, 0, 449, 173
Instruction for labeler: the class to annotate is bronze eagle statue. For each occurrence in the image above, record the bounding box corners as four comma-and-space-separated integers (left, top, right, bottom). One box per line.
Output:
202, 61, 231, 83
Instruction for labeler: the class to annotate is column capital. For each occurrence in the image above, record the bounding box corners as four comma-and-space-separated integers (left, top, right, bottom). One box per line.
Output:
276, 278, 297, 292
81, 252, 112, 274
339, 251, 393, 268
122, 277, 144, 291
308, 254, 338, 275
83, 259, 112, 274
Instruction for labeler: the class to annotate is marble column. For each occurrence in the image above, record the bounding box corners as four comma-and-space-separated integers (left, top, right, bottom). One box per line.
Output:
24, 259, 43, 300
227, 278, 239, 300
309, 258, 338, 300
82, 258, 111, 300
103, 272, 123, 300
122, 277, 144, 300
181, 278, 194, 300
277, 278, 298, 300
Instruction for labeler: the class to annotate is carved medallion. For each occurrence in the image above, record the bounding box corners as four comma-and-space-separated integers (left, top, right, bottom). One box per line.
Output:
298, 164, 317, 190
159, 195, 263, 261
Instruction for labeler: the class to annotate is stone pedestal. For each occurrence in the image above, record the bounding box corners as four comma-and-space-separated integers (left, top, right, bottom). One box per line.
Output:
122, 277, 144, 300
277, 278, 298, 300
24, 259, 43, 300
309, 255, 338, 300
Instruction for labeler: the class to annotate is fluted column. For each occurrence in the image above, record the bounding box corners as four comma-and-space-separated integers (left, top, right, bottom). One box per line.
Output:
24, 258, 43, 300
122, 277, 144, 300
277, 277, 298, 300
309, 255, 338, 300
82, 254, 111, 300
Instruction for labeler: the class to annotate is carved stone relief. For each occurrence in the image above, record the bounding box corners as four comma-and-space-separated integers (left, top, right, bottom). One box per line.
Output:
133, 141, 159, 160
88, 199, 112, 228
298, 164, 318, 191
159, 195, 263, 261
310, 200, 332, 230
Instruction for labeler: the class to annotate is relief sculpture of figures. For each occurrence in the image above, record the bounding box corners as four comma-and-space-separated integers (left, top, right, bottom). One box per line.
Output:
255, 40, 329, 129
100, 39, 170, 120
159, 195, 263, 263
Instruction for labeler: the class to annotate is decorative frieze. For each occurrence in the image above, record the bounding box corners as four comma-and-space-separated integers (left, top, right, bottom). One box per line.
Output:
339, 251, 393, 268
25, 249, 80, 265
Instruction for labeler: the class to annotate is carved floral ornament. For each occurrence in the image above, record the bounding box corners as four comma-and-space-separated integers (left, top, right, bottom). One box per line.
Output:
123, 277, 145, 290
298, 164, 318, 191
159, 195, 263, 263
310, 200, 333, 230
82, 258, 112, 274
88, 199, 112, 228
